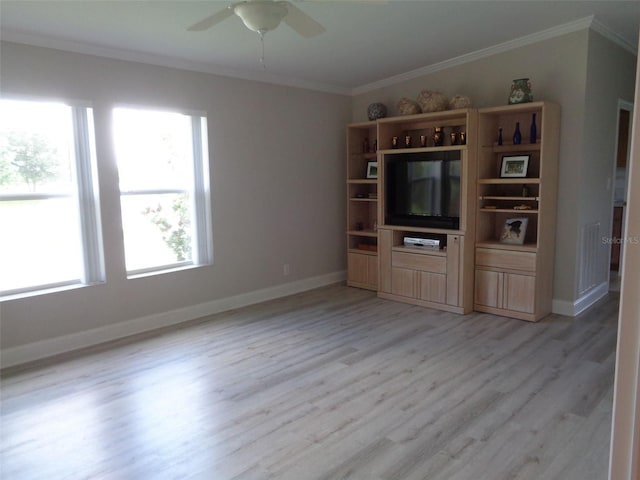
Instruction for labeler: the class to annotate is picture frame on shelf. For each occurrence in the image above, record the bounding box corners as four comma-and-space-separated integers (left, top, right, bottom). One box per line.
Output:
500, 154, 530, 178
500, 217, 528, 245
366, 161, 378, 179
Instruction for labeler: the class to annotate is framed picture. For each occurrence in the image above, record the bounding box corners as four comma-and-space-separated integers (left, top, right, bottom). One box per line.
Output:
366, 161, 378, 179
500, 155, 530, 178
500, 217, 528, 245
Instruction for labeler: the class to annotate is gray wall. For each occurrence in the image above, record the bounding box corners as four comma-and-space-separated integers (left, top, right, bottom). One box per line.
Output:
352, 29, 636, 307
580, 30, 637, 295
1, 27, 636, 355
0, 42, 352, 350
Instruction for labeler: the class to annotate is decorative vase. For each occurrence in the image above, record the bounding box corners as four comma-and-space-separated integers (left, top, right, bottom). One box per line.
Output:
508, 78, 533, 104
433, 127, 444, 147
529, 113, 537, 144
397, 98, 421, 116
367, 102, 387, 121
417, 90, 448, 113
448, 94, 472, 110
513, 122, 522, 145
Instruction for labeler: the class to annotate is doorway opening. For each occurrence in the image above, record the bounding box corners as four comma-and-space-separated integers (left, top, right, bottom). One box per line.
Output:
609, 101, 633, 293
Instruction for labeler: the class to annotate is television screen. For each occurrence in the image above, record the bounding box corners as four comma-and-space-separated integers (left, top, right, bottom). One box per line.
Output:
385, 151, 461, 229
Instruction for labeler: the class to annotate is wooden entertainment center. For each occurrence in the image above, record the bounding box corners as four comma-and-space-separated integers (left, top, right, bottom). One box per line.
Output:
346, 101, 560, 321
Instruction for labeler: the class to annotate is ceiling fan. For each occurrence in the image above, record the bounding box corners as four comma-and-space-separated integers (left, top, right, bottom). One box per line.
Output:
187, 0, 326, 38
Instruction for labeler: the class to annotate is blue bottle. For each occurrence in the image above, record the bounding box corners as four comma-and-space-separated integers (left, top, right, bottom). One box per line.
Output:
513, 122, 522, 145
530, 113, 537, 144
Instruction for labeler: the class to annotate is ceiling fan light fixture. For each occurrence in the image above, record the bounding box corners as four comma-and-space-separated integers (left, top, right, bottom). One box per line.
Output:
233, 2, 288, 34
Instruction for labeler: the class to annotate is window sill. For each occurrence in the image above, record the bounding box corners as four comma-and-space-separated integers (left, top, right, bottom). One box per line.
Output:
126, 262, 208, 280
0, 281, 105, 302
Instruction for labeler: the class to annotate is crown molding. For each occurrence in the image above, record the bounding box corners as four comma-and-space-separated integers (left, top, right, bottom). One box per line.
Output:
590, 18, 638, 55
0, 31, 352, 96
3, 12, 635, 99
350, 15, 617, 96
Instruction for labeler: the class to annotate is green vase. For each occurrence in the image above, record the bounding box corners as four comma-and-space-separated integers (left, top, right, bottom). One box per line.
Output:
508, 78, 533, 104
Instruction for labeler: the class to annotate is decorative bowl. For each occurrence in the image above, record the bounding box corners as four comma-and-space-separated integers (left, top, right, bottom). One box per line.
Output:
367, 102, 387, 121
417, 90, 448, 113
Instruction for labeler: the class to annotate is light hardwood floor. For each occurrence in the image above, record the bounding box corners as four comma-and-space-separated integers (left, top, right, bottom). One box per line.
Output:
0, 284, 619, 480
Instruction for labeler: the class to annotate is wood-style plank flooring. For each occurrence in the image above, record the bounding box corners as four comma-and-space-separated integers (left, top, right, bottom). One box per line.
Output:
0, 285, 619, 479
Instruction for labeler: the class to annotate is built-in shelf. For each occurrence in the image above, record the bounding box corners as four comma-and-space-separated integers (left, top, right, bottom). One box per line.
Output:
347, 229, 377, 237
474, 101, 560, 322
347, 121, 379, 291
480, 208, 539, 213
478, 178, 540, 185
475, 241, 538, 253
376, 108, 477, 315
379, 145, 465, 155
484, 143, 542, 153
347, 179, 377, 184
380, 224, 464, 236
480, 196, 539, 201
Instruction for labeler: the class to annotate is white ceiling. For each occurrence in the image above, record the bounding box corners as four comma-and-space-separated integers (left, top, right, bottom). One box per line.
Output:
1, 0, 638, 94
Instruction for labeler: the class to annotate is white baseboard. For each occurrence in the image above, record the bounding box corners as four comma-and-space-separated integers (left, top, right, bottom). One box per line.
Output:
1, 271, 346, 369
551, 281, 610, 317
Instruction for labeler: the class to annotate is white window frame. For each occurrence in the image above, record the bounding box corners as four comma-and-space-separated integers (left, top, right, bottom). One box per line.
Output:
0, 101, 105, 298
115, 110, 212, 277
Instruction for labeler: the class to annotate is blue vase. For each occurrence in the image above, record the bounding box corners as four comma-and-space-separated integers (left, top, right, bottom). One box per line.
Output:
513, 122, 522, 145
508, 78, 533, 104
529, 113, 537, 144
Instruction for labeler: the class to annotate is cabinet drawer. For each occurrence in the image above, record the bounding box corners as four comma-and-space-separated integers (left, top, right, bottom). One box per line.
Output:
476, 248, 536, 272
392, 251, 446, 274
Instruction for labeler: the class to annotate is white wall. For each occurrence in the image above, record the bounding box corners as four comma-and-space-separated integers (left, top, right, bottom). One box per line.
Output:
0, 42, 352, 359
352, 29, 637, 310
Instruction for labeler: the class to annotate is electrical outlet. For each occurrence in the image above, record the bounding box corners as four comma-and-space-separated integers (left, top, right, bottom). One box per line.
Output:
283, 264, 290, 276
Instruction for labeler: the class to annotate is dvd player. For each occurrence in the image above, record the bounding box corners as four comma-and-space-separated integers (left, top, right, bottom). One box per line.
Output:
403, 237, 440, 249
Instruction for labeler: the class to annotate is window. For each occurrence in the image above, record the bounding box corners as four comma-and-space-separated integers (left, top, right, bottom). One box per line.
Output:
0, 98, 104, 296
112, 107, 211, 275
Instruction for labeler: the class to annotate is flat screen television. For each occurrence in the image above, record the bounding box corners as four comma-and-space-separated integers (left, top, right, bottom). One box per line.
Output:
385, 151, 461, 230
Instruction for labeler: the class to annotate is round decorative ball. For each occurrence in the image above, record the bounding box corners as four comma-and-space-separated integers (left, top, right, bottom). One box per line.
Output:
367, 102, 387, 121
397, 98, 421, 116
449, 94, 472, 110
416, 90, 449, 113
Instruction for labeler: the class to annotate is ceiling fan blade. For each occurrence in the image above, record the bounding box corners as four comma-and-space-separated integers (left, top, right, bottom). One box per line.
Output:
281, 2, 325, 37
187, 7, 234, 31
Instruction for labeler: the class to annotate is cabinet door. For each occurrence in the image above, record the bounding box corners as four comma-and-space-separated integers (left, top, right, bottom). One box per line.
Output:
504, 273, 535, 313
419, 272, 446, 304
348, 253, 369, 286
475, 269, 502, 308
391, 267, 416, 298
